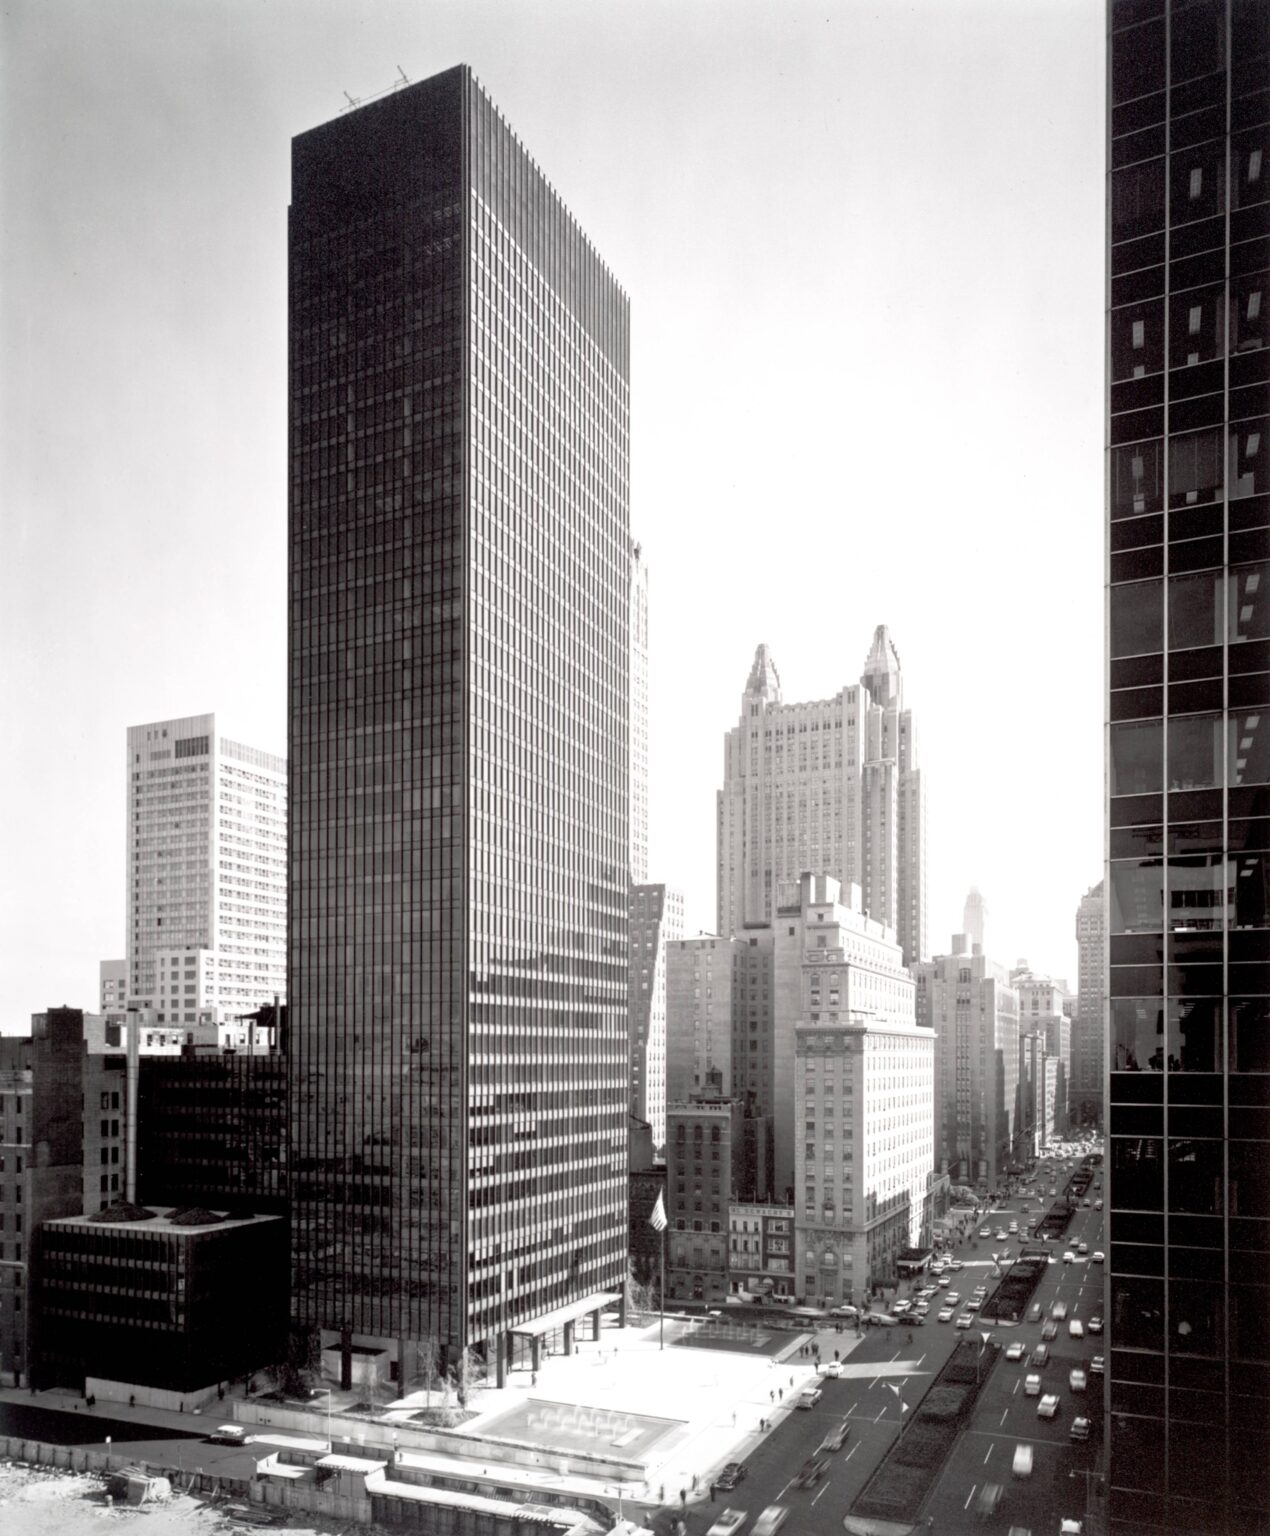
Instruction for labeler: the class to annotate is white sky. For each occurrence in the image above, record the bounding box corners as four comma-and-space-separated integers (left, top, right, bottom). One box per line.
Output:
0, 0, 1105, 1029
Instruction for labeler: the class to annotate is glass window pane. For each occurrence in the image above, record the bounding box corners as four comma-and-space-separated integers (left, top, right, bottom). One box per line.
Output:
1230, 270, 1267, 357
1168, 569, 1223, 649
1168, 855, 1226, 931
1112, 998, 1165, 1071
1232, 852, 1270, 929
1111, 859, 1165, 933
1113, 158, 1166, 240
1170, 284, 1225, 367
1230, 418, 1269, 501
1111, 579, 1164, 657
1168, 997, 1224, 1072
1111, 719, 1164, 795
1168, 713, 1223, 790
1229, 564, 1270, 643
1229, 711, 1269, 787
1112, 17, 1164, 104
1231, 998, 1270, 1072
1111, 439, 1165, 517
1111, 1139, 1165, 1212
1169, 428, 1224, 507
1113, 300, 1165, 379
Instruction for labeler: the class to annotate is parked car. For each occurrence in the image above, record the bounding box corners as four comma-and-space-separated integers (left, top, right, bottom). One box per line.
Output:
1070, 1417, 1091, 1442
818, 1420, 850, 1452
714, 1463, 747, 1491
1012, 1443, 1034, 1479
1088, 1315, 1103, 1334
206, 1424, 247, 1445
1037, 1393, 1060, 1419
1090, 1356, 1105, 1376
796, 1387, 822, 1409
1006, 1342, 1025, 1361
1024, 1372, 1042, 1396
1070, 1368, 1088, 1392
707, 1511, 748, 1536
752, 1506, 788, 1536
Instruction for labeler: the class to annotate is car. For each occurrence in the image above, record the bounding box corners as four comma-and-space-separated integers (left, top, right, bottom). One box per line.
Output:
975, 1482, 1004, 1519
914, 1301, 930, 1314
1082, 1199, 1091, 1207
205, 1425, 247, 1445
996, 1229, 1008, 1240
1062, 1250, 1076, 1264
1030, 1344, 1049, 1367
1088, 1315, 1103, 1334
793, 1456, 829, 1488
964, 1299, 980, 1312
1006, 1342, 1025, 1361
796, 1387, 822, 1409
1070, 1368, 1088, 1392
1042, 1321, 1059, 1341
1092, 1250, 1105, 1264
752, 1505, 788, 1536
1070, 1417, 1091, 1442
1024, 1372, 1042, 1396
979, 1227, 992, 1238
973, 1284, 988, 1296
828, 1304, 859, 1319
1051, 1301, 1068, 1320
892, 1299, 913, 1314
1094, 1200, 1104, 1211
1051, 1187, 1058, 1195
949, 1259, 964, 1270
1069, 1319, 1085, 1339
1038, 1393, 1060, 1419
714, 1463, 747, 1491
956, 1313, 974, 1329
1012, 1443, 1034, 1479
1029, 1303, 1043, 1323
937, 1275, 951, 1288
1009, 1221, 1019, 1233
818, 1420, 850, 1452
916, 1285, 937, 1298
820, 1360, 843, 1377
1090, 1356, 1105, 1375
938, 1307, 955, 1323
946, 1293, 961, 1305
865, 1311, 898, 1327
706, 1511, 748, 1536
1078, 1242, 1088, 1256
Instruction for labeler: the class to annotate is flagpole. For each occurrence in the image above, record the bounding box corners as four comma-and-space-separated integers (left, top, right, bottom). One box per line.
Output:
659, 1220, 666, 1352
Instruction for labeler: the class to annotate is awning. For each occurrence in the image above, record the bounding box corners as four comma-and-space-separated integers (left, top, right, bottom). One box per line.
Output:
506, 1290, 623, 1339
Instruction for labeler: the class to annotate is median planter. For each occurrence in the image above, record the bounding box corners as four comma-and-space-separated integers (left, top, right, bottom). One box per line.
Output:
849, 1338, 1001, 1526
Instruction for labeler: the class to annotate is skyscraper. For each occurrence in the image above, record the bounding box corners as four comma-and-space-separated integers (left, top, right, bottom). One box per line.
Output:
126, 715, 287, 1023
628, 881, 683, 1153
288, 66, 630, 1386
629, 540, 650, 885
1105, 3, 1269, 1529
961, 887, 989, 952
716, 627, 927, 965
1073, 880, 1105, 1128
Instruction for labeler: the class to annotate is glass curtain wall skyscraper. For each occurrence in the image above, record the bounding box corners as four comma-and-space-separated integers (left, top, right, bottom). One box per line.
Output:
288, 66, 630, 1383
1105, 3, 1269, 1531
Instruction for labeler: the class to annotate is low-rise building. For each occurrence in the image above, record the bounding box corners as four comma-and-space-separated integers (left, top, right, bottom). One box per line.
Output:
665, 1091, 746, 1304
727, 1202, 794, 1300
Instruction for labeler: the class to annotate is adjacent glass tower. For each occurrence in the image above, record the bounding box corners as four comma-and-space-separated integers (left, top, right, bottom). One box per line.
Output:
288, 66, 630, 1378
1105, 3, 1269, 1531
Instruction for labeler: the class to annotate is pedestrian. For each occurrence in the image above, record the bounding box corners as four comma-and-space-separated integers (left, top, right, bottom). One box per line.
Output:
769, 1389, 774, 1402
778, 1388, 784, 1402
731, 1410, 737, 1427
679, 1488, 687, 1509
692, 1474, 698, 1493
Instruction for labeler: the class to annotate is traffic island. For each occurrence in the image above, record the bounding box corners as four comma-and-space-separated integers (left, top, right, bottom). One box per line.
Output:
980, 1254, 1048, 1324
845, 1338, 1001, 1532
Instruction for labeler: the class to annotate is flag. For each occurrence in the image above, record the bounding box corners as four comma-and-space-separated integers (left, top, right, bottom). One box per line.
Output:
649, 1191, 668, 1232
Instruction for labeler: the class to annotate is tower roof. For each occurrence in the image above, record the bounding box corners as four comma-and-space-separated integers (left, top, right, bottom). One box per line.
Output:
745, 644, 782, 704
862, 624, 902, 707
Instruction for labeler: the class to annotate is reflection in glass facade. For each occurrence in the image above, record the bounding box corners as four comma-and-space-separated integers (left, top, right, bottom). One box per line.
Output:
1106, 3, 1270, 1531
288, 66, 630, 1374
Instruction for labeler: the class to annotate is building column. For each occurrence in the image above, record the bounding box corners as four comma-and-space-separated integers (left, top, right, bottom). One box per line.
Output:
563, 1320, 575, 1356
530, 1336, 541, 1373
495, 1331, 507, 1390
591, 1308, 602, 1341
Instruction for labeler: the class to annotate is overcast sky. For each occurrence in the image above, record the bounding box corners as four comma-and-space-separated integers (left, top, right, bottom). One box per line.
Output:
0, 0, 1105, 1029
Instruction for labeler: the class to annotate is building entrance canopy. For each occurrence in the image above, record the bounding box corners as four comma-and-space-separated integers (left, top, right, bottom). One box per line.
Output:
506, 1291, 622, 1340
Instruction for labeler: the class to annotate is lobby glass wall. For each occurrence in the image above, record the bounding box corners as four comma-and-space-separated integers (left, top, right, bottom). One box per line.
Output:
1106, 3, 1270, 1531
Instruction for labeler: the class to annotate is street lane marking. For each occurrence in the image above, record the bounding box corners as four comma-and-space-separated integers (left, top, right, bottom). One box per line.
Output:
812, 1478, 831, 1506
844, 1443, 859, 1462
1001, 1409, 1009, 1425
983, 1443, 994, 1463
964, 1485, 977, 1509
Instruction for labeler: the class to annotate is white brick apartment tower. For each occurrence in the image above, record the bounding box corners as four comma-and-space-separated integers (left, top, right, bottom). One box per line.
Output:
126, 715, 286, 1024
716, 627, 927, 966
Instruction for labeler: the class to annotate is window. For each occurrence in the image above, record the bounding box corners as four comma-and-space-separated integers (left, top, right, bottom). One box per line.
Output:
1110, 580, 1163, 658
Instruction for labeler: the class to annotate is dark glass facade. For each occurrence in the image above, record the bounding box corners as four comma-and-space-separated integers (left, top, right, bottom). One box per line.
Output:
289, 67, 630, 1370
1106, 3, 1270, 1531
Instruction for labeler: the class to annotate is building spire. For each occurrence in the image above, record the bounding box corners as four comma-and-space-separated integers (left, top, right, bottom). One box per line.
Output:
745, 643, 782, 704
862, 624, 902, 708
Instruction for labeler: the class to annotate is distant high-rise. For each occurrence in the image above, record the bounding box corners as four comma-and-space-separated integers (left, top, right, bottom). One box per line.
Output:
629, 883, 683, 1154
126, 716, 286, 1022
1105, 3, 1269, 1529
961, 887, 988, 952
630, 541, 650, 885
717, 627, 927, 965
288, 66, 630, 1384
1072, 881, 1104, 1128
